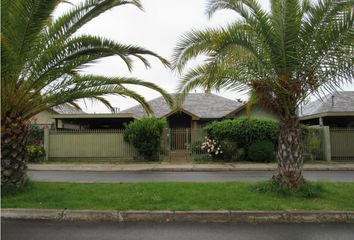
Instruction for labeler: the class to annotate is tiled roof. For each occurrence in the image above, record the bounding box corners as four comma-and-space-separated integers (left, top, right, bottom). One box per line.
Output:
299, 91, 354, 117
122, 93, 244, 119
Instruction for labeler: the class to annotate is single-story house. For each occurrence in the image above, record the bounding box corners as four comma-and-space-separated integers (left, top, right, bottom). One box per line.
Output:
36, 93, 278, 131
122, 93, 278, 129
35, 104, 135, 130
299, 91, 354, 128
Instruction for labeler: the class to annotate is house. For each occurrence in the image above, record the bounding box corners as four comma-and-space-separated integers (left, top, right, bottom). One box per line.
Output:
33, 104, 86, 127
34, 104, 135, 130
122, 93, 278, 150
122, 93, 278, 130
51, 113, 135, 130
37, 93, 277, 131
299, 91, 354, 128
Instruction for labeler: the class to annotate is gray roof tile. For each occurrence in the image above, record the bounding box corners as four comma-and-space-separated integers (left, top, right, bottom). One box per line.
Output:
122, 93, 243, 119
299, 91, 354, 117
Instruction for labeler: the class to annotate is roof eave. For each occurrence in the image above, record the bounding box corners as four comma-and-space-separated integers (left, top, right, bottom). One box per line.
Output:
162, 108, 200, 120
300, 111, 354, 120
224, 104, 247, 119
50, 113, 136, 119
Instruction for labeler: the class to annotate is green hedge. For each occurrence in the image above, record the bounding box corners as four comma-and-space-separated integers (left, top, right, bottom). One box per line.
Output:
248, 141, 275, 163
123, 117, 167, 160
204, 118, 279, 148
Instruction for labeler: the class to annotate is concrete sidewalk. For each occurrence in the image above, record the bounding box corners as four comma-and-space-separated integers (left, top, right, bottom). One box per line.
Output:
28, 162, 354, 172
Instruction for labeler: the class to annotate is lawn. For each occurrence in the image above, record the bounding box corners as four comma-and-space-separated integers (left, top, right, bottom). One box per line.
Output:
2, 182, 354, 211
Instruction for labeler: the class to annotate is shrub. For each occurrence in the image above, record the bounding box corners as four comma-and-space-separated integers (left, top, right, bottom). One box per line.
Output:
201, 136, 223, 160
27, 125, 45, 145
302, 127, 322, 161
26, 144, 46, 163
248, 141, 275, 162
204, 118, 279, 148
221, 141, 242, 162
123, 117, 167, 160
189, 139, 205, 155
204, 118, 312, 161
27, 116, 49, 145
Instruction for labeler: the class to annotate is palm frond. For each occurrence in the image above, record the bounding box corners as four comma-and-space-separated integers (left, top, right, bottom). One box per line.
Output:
1, 0, 172, 119
173, 0, 353, 113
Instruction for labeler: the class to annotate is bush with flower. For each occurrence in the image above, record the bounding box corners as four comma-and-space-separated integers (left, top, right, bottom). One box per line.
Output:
26, 116, 48, 162
26, 144, 46, 163
201, 136, 223, 159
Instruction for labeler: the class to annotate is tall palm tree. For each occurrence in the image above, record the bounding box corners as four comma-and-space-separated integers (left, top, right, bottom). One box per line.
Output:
172, 0, 353, 189
1, 0, 173, 186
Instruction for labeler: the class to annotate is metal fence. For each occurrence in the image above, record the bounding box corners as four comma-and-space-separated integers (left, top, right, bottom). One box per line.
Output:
47, 129, 138, 160
330, 128, 354, 161
44, 127, 354, 162
185, 127, 354, 161
165, 128, 206, 152
301, 127, 326, 161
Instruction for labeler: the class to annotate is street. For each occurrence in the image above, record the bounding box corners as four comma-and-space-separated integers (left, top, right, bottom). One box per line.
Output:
2, 219, 354, 240
28, 170, 354, 183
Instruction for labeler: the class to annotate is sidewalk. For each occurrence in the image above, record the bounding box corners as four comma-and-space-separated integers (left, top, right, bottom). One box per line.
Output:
28, 162, 354, 172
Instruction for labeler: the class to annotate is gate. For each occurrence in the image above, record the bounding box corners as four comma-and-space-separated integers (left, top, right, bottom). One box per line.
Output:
169, 128, 191, 150
330, 128, 354, 161
167, 128, 205, 151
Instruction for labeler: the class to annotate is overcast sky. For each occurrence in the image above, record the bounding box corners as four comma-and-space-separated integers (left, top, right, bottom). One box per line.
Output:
57, 0, 353, 113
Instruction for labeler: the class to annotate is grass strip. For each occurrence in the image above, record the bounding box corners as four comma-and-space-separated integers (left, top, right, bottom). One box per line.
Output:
2, 181, 354, 211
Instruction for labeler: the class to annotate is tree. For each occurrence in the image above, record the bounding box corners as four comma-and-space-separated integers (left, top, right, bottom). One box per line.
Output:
1, 0, 173, 186
172, 0, 353, 189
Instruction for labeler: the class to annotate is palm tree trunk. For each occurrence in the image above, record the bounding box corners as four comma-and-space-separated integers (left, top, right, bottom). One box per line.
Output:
273, 112, 305, 189
1, 116, 29, 186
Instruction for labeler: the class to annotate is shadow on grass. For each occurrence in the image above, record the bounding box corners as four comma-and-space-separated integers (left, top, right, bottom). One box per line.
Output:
252, 180, 327, 199
1, 180, 34, 197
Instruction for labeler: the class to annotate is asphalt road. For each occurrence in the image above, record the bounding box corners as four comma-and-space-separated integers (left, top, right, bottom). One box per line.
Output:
28, 170, 354, 183
2, 219, 354, 240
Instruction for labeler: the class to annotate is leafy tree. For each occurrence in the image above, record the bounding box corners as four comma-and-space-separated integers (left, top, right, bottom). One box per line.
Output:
1, 0, 173, 186
172, 0, 353, 189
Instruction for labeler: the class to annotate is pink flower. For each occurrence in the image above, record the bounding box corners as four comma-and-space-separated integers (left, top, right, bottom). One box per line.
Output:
30, 116, 38, 123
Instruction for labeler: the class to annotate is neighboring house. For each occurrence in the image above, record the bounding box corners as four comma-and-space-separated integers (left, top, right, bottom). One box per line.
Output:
122, 93, 278, 130
299, 91, 354, 128
34, 104, 135, 130
52, 113, 135, 130
33, 104, 86, 127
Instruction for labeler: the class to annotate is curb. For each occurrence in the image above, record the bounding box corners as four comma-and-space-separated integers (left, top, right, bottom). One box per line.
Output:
2, 209, 354, 223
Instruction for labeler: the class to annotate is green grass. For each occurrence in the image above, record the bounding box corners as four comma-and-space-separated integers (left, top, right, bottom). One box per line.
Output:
2, 181, 354, 211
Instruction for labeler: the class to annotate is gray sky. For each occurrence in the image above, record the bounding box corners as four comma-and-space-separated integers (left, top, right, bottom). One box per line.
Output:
57, 0, 353, 113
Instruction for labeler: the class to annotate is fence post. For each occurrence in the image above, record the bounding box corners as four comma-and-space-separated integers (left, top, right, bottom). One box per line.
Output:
322, 126, 331, 161
44, 128, 50, 161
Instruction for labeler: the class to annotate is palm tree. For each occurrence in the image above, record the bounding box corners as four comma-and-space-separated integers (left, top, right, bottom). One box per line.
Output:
172, 0, 353, 189
1, 0, 173, 186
